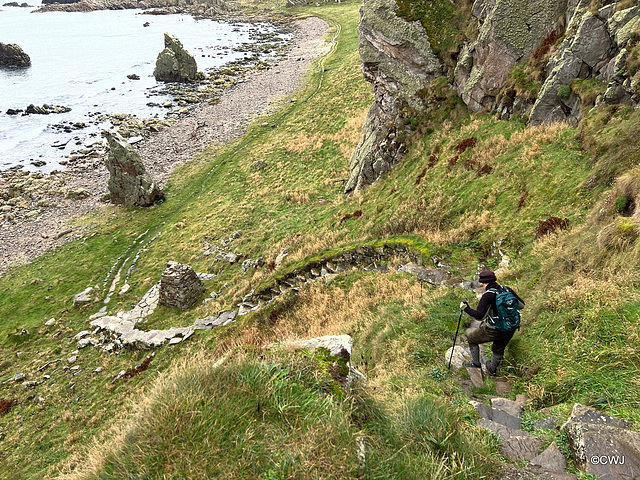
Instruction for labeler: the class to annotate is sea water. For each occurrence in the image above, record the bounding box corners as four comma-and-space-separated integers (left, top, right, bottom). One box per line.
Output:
0, 3, 287, 173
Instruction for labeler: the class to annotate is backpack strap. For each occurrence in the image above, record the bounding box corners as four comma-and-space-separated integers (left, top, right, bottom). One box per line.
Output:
483, 286, 504, 327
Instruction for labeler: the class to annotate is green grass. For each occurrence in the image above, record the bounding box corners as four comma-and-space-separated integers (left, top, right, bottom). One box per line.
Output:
85, 349, 361, 479
2, 0, 640, 478
394, 0, 473, 66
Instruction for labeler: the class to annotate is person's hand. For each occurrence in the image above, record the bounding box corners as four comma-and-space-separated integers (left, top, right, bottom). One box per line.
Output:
460, 301, 469, 311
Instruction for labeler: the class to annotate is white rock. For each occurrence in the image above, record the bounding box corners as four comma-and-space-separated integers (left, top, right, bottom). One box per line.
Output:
279, 334, 354, 362
67, 356, 77, 364
73, 287, 94, 307
77, 338, 93, 349
44, 318, 56, 326
119, 283, 131, 295
444, 345, 472, 370
275, 248, 288, 266
74, 330, 90, 340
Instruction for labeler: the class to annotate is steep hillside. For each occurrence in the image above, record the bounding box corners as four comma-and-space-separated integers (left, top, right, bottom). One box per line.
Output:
1, 0, 640, 479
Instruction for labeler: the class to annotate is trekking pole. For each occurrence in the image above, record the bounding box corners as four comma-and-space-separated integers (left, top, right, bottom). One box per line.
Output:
448, 308, 463, 369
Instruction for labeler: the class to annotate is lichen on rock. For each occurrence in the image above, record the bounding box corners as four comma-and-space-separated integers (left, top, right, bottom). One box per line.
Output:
345, 0, 442, 194
454, 0, 567, 112
103, 131, 163, 207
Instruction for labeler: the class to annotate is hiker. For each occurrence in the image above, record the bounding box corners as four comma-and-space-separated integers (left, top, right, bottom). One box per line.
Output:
459, 270, 524, 376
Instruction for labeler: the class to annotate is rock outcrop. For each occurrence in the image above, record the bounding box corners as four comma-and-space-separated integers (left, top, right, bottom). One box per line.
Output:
345, 0, 442, 194
153, 34, 198, 83
104, 131, 163, 207
563, 403, 640, 478
267, 335, 367, 389
454, 0, 566, 112
0, 43, 31, 67
347, 0, 640, 192
36, 0, 229, 15
529, 1, 640, 124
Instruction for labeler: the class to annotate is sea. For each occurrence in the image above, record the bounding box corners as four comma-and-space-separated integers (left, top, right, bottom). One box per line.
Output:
0, 2, 288, 173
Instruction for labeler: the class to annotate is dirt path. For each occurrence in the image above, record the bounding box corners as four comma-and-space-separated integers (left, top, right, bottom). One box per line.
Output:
0, 16, 331, 276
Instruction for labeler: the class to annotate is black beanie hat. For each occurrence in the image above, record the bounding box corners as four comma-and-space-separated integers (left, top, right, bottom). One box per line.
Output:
479, 270, 497, 283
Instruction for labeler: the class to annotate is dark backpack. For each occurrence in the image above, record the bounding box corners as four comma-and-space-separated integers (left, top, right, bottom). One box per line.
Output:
486, 285, 521, 332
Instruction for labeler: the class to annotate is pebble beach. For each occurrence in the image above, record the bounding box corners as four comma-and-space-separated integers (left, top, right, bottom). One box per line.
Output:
0, 16, 330, 275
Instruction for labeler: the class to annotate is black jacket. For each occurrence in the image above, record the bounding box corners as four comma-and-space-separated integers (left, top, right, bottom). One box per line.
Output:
463, 281, 525, 321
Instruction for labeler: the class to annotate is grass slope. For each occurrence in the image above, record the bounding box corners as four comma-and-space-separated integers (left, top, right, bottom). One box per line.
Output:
1, 0, 639, 478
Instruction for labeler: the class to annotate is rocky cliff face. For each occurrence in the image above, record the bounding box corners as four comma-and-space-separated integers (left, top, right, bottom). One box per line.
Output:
454, 0, 567, 112
348, 0, 640, 193
529, 0, 640, 124
345, 0, 443, 194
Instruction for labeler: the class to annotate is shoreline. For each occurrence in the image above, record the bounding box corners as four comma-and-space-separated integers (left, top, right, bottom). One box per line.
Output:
0, 15, 331, 276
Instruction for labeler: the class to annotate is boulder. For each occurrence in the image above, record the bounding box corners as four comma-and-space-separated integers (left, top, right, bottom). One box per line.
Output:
479, 418, 542, 461
104, 131, 162, 207
153, 34, 197, 83
563, 403, 640, 478
25, 104, 71, 114
73, 287, 94, 307
444, 345, 473, 370
275, 248, 288, 266
0, 42, 31, 67
285, 334, 354, 361
241, 257, 265, 275
267, 334, 366, 389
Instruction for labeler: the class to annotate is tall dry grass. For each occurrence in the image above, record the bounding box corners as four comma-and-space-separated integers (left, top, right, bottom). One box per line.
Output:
270, 273, 431, 341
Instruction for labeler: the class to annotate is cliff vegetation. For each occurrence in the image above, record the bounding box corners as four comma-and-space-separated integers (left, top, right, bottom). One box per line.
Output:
1, 0, 640, 479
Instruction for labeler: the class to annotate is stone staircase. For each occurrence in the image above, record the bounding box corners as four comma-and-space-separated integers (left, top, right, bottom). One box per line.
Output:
469, 396, 576, 479
446, 344, 640, 479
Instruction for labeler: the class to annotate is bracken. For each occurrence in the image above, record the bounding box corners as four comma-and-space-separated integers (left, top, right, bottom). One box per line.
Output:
0, 398, 16, 414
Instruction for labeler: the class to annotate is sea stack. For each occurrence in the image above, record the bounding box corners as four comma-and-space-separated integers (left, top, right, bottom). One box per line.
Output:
153, 34, 197, 83
103, 131, 163, 207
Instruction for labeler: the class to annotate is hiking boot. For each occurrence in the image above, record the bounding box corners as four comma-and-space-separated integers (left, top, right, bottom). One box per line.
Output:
485, 355, 503, 376
463, 344, 481, 369
462, 361, 481, 368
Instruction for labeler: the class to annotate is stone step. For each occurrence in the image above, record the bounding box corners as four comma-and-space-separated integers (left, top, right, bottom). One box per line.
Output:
471, 400, 522, 430
466, 366, 484, 388
490, 397, 523, 419
530, 442, 567, 472
478, 418, 542, 461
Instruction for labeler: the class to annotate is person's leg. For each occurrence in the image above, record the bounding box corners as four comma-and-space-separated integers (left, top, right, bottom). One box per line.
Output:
463, 326, 490, 368
486, 331, 515, 376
